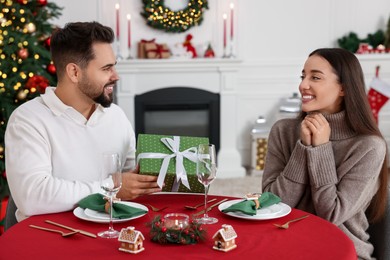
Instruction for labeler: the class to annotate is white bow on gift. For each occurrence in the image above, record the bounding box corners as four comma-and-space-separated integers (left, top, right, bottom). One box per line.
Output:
136, 136, 198, 192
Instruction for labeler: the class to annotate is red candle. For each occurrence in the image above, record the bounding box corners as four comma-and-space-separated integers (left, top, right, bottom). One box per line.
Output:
115, 4, 120, 40
127, 14, 131, 48
223, 13, 227, 48
230, 3, 234, 39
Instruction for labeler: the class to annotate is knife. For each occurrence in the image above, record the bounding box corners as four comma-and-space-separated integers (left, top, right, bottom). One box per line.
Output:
45, 220, 97, 238
193, 198, 228, 217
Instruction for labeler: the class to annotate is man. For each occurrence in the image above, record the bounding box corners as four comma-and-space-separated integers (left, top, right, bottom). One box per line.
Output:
5, 21, 160, 222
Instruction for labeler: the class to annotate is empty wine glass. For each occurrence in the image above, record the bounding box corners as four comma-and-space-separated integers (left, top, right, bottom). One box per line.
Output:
98, 152, 122, 238
196, 144, 218, 224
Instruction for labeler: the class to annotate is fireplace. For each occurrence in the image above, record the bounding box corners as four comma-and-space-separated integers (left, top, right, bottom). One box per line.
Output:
134, 87, 220, 152
115, 59, 246, 178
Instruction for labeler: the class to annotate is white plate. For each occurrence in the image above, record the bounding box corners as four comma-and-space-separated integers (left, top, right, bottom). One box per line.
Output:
73, 201, 148, 223
218, 199, 291, 220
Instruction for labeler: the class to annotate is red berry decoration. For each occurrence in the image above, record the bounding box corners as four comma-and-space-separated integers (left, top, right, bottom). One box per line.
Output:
25, 75, 50, 93
161, 227, 167, 233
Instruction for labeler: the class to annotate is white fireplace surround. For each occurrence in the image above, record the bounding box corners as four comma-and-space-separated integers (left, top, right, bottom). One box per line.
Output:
116, 58, 246, 178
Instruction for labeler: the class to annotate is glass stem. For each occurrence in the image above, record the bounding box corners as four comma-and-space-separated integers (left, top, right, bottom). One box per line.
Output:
109, 195, 114, 231
203, 184, 210, 218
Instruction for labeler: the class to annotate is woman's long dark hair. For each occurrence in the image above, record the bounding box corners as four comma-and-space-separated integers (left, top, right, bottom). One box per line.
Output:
300, 48, 388, 223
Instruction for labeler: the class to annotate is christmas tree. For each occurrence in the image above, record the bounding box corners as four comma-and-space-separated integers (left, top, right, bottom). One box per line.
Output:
0, 0, 62, 210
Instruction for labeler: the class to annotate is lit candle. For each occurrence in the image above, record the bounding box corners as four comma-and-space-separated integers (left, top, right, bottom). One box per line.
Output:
115, 3, 120, 40
164, 213, 189, 230
223, 13, 227, 48
127, 14, 131, 48
230, 3, 234, 40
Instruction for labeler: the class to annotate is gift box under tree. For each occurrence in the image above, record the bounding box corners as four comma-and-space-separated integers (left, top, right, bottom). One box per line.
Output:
136, 134, 208, 193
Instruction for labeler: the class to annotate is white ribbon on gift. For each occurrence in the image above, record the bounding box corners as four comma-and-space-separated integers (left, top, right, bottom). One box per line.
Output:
136, 136, 198, 192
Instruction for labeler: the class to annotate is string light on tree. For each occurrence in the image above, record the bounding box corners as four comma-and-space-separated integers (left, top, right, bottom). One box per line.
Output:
24, 22, 36, 33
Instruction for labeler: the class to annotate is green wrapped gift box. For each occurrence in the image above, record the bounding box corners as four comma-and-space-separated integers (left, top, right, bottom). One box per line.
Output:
136, 134, 209, 193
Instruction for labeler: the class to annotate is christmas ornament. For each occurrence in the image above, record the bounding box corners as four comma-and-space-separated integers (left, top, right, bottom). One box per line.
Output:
147, 215, 206, 244
47, 63, 56, 74
367, 67, 390, 123
37, 0, 48, 6
141, 0, 209, 33
44, 37, 51, 48
204, 43, 215, 58
183, 34, 197, 58
25, 22, 36, 33
17, 48, 29, 59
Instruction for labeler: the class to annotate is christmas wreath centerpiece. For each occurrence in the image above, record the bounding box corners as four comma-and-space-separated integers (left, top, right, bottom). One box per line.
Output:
147, 215, 206, 244
141, 0, 209, 33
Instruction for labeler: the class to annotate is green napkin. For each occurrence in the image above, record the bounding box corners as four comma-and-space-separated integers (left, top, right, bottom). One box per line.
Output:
78, 193, 147, 219
222, 192, 281, 216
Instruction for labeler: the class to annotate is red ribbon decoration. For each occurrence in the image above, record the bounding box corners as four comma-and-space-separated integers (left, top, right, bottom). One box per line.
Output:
146, 44, 169, 58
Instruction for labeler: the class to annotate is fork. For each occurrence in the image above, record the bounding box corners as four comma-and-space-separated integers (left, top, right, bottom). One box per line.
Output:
145, 204, 168, 212
29, 225, 79, 237
184, 198, 217, 210
273, 214, 309, 229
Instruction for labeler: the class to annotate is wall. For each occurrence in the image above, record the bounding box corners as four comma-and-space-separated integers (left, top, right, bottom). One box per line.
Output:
50, 0, 390, 170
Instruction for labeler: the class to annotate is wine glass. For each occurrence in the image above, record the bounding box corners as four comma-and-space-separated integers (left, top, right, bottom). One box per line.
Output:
98, 152, 122, 238
196, 144, 218, 224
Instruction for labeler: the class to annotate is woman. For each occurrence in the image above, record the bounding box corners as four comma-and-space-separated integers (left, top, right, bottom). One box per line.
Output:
262, 48, 388, 259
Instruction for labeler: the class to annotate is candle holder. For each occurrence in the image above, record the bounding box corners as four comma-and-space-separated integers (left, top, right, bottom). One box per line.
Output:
147, 215, 206, 244
126, 47, 133, 60
164, 213, 189, 230
227, 39, 235, 59
222, 45, 229, 58
115, 39, 123, 61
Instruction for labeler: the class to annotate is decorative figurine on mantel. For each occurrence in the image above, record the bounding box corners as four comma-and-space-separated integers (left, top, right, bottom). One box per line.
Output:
118, 226, 145, 254
204, 43, 215, 58
183, 34, 197, 58
212, 224, 237, 252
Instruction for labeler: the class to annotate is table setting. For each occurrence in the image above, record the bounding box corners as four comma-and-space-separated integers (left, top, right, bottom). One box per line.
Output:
0, 134, 357, 259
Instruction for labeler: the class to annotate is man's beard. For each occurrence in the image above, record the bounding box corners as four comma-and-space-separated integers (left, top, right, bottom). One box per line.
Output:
94, 86, 113, 108
78, 76, 115, 108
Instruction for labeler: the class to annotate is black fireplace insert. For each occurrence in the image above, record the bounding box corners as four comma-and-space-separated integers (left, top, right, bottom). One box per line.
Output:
134, 87, 220, 152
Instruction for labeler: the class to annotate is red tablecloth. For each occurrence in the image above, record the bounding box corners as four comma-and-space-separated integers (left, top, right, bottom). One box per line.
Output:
0, 193, 356, 259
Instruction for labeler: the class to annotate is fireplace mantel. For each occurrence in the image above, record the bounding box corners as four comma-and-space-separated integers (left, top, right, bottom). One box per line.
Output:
116, 58, 246, 178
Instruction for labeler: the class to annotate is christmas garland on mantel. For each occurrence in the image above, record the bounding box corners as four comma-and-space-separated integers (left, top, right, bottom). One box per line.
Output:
141, 0, 209, 33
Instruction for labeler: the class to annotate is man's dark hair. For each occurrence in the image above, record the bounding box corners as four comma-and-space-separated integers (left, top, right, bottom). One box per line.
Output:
50, 21, 114, 79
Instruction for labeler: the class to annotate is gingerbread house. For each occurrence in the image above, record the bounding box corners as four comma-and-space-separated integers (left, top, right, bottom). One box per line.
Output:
212, 224, 237, 252
118, 226, 145, 254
